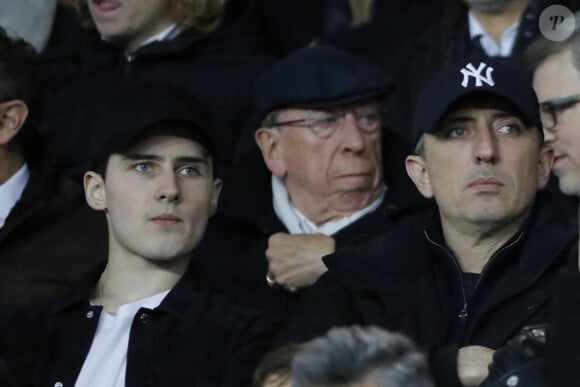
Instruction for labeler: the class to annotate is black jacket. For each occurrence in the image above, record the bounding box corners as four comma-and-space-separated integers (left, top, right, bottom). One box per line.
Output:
481, 245, 580, 387
543, 247, 580, 387
194, 133, 430, 320
274, 192, 577, 386
0, 136, 107, 305
0, 263, 278, 387
40, 23, 274, 175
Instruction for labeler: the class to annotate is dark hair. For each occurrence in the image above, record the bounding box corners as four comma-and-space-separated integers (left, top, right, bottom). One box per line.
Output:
0, 27, 48, 155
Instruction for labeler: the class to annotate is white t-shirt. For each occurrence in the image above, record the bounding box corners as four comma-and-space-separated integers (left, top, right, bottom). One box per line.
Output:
74, 290, 170, 387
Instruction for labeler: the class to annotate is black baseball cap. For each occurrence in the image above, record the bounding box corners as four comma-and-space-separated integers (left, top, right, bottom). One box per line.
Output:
253, 45, 394, 124
87, 82, 218, 171
411, 57, 542, 145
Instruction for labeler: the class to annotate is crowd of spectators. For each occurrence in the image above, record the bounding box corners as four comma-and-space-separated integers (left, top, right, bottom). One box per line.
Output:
0, 1, 579, 386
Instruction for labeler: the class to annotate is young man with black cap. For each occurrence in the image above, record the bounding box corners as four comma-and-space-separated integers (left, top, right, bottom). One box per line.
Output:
273, 58, 577, 386
0, 83, 276, 387
195, 45, 428, 320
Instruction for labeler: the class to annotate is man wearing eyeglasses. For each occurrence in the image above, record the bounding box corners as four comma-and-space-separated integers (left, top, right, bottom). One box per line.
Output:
273, 57, 578, 386
193, 45, 428, 320
476, 12, 580, 387
529, 23, 580, 198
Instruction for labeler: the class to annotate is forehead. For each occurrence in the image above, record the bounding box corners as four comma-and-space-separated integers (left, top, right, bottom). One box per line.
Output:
533, 48, 580, 99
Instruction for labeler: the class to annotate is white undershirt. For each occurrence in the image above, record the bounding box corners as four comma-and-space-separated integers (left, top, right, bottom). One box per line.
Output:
74, 290, 170, 387
0, 163, 29, 228
468, 10, 519, 57
272, 175, 386, 235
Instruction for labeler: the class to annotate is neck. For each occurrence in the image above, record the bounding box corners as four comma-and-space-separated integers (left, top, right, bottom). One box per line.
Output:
471, 0, 530, 44
93, 252, 188, 315
441, 215, 526, 273
0, 148, 25, 185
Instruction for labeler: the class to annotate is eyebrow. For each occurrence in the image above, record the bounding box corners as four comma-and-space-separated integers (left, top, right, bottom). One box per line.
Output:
122, 154, 209, 164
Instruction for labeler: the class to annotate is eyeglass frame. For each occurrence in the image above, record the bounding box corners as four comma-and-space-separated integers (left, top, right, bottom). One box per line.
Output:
264, 103, 384, 139
539, 93, 580, 131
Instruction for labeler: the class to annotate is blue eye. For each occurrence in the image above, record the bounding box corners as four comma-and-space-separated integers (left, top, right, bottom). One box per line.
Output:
497, 123, 522, 134
134, 162, 154, 173
179, 166, 200, 176
448, 128, 467, 138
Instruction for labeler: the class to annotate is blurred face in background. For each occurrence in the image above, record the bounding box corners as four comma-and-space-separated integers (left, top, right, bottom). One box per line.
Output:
87, 0, 174, 50
462, 0, 515, 13
533, 47, 580, 196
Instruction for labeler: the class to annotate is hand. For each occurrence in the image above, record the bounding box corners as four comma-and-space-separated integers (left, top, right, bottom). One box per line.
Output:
265, 233, 335, 292
457, 345, 494, 386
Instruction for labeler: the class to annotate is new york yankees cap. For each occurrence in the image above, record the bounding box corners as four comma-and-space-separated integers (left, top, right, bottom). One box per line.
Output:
253, 45, 393, 124
411, 56, 542, 145
87, 82, 218, 171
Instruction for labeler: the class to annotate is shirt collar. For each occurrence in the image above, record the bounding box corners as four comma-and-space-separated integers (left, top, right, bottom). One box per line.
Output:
133, 23, 183, 50
100, 23, 183, 54
468, 10, 519, 57
0, 163, 30, 228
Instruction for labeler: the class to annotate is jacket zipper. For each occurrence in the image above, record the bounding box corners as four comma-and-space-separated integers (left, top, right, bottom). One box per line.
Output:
424, 230, 524, 325
125, 52, 136, 78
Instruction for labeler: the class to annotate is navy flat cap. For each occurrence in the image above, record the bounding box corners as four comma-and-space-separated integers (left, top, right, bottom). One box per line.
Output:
88, 82, 217, 170
253, 45, 393, 124
412, 57, 542, 146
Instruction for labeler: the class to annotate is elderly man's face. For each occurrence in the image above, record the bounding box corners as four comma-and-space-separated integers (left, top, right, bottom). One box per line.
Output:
533, 47, 580, 196
256, 99, 383, 224
406, 94, 552, 230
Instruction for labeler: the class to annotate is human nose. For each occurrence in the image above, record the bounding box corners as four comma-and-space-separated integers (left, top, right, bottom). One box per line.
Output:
473, 127, 498, 164
338, 112, 365, 151
543, 126, 557, 143
156, 171, 181, 203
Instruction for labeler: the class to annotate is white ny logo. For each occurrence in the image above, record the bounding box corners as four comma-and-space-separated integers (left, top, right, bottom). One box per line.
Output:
460, 62, 495, 88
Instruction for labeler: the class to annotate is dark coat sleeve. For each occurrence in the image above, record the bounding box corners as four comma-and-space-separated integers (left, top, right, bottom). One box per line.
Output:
222, 313, 281, 387
545, 269, 580, 387
429, 345, 463, 387
272, 272, 362, 348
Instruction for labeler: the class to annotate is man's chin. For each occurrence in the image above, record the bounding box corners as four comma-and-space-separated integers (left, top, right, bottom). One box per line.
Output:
558, 178, 580, 197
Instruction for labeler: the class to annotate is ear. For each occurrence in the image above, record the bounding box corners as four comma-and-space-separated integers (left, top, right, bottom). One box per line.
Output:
405, 155, 434, 199
0, 100, 28, 145
83, 171, 108, 211
209, 178, 223, 216
536, 144, 554, 189
255, 127, 287, 178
